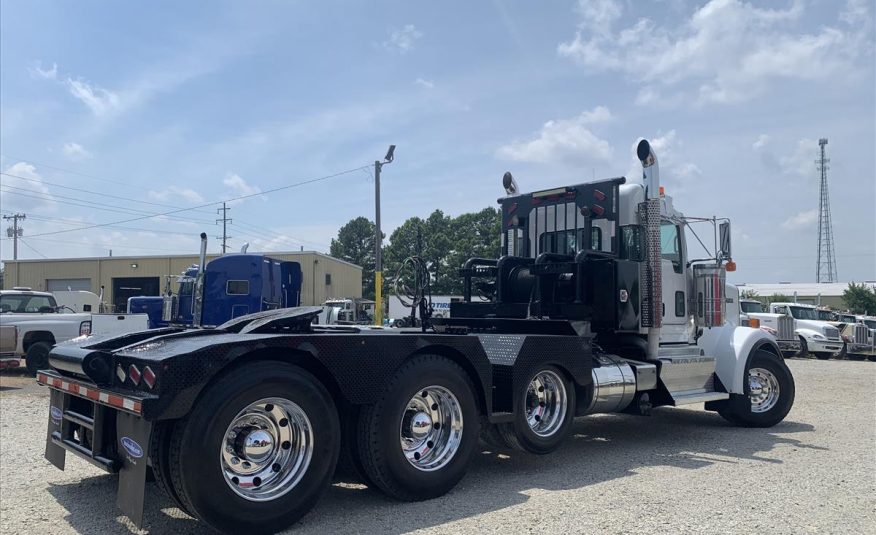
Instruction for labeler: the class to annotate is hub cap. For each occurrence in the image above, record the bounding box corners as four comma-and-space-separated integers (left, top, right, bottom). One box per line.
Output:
525, 370, 568, 437
220, 397, 313, 501
399, 386, 463, 471
748, 368, 780, 413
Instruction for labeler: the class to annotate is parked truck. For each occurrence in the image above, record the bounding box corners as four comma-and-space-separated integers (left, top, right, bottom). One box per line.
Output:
127, 236, 302, 329
739, 299, 800, 358
36, 139, 794, 533
766, 302, 843, 359
0, 288, 148, 374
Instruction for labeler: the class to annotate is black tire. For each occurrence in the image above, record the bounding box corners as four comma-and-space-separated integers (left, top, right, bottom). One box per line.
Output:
719, 349, 795, 428
796, 336, 808, 359
167, 362, 340, 533
814, 352, 832, 360
868, 355, 876, 362
356, 354, 480, 501
25, 341, 52, 376
149, 420, 191, 515
847, 353, 866, 361
497, 366, 575, 455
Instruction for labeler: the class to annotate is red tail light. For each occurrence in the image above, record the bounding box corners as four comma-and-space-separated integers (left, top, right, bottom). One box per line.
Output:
142, 366, 157, 389
128, 364, 141, 386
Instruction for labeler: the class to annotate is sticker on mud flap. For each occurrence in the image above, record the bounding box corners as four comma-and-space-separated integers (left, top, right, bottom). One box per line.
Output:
50, 406, 62, 424
121, 436, 144, 460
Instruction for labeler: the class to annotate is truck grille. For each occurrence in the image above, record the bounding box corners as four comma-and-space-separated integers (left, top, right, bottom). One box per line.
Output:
853, 324, 869, 344
777, 315, 794, 341
824, 326, 840, 340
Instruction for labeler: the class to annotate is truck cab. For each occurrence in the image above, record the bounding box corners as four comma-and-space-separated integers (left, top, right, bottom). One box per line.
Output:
128, 253, 302, 328
769, 302, 843, 359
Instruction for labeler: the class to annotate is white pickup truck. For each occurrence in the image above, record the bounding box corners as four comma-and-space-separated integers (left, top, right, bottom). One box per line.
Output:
0, 289, 149, 374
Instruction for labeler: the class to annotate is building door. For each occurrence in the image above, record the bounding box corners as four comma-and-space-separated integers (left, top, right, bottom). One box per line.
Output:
112, 277, 160, 313
46, 278, 92, 292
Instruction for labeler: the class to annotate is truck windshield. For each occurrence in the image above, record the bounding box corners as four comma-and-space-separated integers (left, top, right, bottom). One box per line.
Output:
817, 310, 836, 321
863, 320, 876, 329
0, 294, 58, 313
788, 306, 818, 320
740, 301, 763, 313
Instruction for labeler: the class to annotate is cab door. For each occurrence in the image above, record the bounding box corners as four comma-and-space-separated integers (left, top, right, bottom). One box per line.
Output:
660, 222, 693, 343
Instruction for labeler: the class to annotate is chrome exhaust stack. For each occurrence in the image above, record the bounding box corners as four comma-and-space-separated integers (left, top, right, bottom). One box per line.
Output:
637, 139, 663, 359
192, 232, 208, 327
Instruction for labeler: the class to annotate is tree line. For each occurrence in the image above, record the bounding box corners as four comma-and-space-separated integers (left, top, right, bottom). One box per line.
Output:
329, 208, 500, 300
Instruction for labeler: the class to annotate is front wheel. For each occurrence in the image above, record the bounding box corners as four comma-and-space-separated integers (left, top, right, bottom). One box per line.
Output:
167, 362, 340, 533
356, 354, 480, 501
796, 336, 809, 359
498, 366, 575, 454
814, 352, 833, 360
719, 349, 795, 428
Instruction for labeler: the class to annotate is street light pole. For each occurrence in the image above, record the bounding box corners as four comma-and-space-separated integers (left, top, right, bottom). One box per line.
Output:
374, 145, 395, 326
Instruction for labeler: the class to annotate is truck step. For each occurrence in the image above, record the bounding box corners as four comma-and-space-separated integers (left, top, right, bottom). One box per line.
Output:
669, 390, 729, 406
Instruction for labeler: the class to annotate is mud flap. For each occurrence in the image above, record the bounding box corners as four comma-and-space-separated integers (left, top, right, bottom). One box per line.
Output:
116, 411, 153, 528
44, 389, 67, 470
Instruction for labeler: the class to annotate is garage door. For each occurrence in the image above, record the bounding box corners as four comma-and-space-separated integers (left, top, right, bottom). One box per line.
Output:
46, 278, 92, 292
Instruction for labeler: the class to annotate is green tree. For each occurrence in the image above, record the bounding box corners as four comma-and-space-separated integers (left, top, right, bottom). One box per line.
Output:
843, 282, 876, 314
329, 217, 383, 300
384, 207, 501, 296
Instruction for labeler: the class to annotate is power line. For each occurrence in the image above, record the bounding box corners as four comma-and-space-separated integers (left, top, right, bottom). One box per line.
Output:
18, 238, 48, 258
18, 164, 371, 239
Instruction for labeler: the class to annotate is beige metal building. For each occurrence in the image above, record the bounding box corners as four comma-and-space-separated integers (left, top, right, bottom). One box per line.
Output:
3, 252, 362, 311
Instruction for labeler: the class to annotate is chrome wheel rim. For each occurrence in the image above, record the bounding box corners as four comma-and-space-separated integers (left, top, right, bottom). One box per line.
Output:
220, 397, 313, 501
748, 368, 780, 413
399, 385, 463, 472
525, 370, 568, 437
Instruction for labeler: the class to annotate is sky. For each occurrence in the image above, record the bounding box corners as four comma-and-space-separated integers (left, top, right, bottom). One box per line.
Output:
1, 0, 874, 284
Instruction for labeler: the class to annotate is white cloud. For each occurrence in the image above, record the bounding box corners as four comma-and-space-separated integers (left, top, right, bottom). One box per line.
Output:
558, 0, 873, 105
780, 138, 818, 177
753, 134, 770, 150
782, 209, 818, 230
148, 186, 205, 204
29, 62, 58, 80
29, 62, 121, 116
1, 162, 56, 211
496, 107, 614, 164
62, 142, 92, 161
383, 24, 423, 53
414, 77, 434, 89
223, 173, 263, 203
65, 78, 120, 116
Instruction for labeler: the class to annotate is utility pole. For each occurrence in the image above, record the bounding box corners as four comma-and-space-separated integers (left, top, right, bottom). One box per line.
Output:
374, 145, 396, 326
3, 213, 25, 260
216, 202, 232, 254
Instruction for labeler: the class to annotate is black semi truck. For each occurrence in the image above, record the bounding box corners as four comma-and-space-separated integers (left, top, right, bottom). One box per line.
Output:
37, 139, 795, 533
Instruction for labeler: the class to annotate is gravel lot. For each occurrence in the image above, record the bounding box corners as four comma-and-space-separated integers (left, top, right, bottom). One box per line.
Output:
1, 359, 874, 534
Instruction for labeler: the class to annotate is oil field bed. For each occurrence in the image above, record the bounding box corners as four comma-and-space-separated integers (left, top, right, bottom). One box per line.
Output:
0, 358, 873, 535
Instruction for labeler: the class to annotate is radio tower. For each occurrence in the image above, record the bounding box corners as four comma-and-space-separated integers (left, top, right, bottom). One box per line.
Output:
815, 138, 837, 283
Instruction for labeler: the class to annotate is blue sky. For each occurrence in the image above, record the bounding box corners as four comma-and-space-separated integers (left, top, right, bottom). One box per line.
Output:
1, 0, 873, 284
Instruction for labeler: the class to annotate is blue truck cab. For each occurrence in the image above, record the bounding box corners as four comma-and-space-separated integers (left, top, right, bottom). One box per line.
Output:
127, 254, 302, 328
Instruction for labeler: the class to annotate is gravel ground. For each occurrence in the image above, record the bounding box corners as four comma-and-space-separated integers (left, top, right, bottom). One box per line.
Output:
1, 359, 874, 534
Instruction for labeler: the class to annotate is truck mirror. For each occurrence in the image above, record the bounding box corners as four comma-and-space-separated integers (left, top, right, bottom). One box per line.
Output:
719, 221, 731, 260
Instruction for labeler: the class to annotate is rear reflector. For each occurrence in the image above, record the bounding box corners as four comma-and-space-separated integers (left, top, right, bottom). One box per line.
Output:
142, 366, 156, 389
128, 364, 141, 386
116, 364, 126, 383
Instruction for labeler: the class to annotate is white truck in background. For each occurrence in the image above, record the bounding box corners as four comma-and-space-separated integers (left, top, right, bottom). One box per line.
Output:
739, 299, 801, 358
388, 295, 457, 327
0, 288, 149, 374
764, 302, 843, 360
